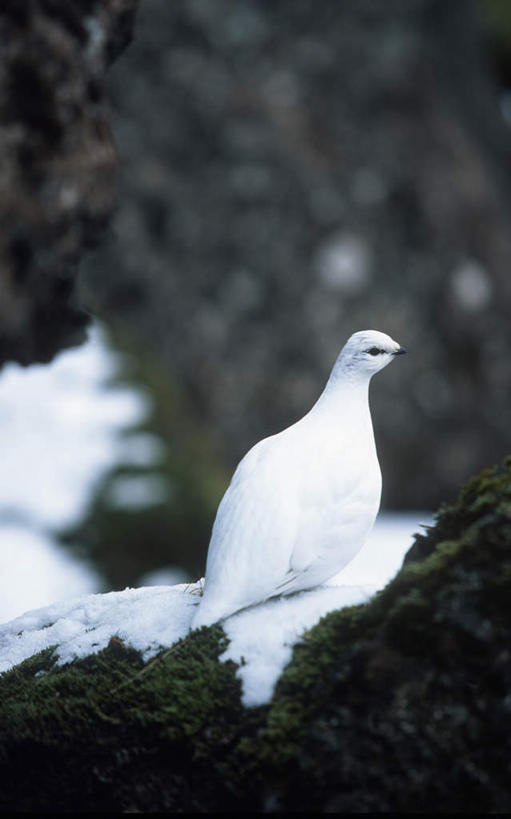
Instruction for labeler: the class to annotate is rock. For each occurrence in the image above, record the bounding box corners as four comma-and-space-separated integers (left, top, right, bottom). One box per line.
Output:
0, 455, 510, 812
0, 0, 138, 367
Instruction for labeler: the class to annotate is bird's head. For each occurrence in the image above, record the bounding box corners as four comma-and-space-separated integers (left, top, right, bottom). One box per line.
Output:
337, 330, 407, 379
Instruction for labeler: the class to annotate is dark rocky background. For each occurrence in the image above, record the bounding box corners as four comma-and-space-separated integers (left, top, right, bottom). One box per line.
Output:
82, 0, 511, 516
1, 0, 511, 585
0, 0, 137, 365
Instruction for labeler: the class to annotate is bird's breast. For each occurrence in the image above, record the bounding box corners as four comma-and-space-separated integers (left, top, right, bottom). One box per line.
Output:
294, 429, 381, 506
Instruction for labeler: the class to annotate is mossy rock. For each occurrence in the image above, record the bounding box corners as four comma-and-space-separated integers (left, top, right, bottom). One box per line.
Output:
1, 457, 511, 812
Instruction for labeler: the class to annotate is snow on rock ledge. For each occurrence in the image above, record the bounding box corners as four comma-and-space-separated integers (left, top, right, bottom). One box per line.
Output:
0, 580, 375, 707
1, 458, 510, 813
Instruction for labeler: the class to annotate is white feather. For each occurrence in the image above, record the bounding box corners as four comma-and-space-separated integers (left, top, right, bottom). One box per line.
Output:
192, 329, 405, 627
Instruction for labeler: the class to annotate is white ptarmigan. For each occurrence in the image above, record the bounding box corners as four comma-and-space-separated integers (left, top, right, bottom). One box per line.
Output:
192, 330, 406, 628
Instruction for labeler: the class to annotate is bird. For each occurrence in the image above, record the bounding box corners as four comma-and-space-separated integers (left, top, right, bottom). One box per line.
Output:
192, 330, 406, 628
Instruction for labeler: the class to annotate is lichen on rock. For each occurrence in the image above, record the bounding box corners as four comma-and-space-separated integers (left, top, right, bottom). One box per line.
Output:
0, 457, 510, 812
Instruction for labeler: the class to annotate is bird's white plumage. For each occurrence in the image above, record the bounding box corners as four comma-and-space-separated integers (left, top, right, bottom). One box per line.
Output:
192, 330, 405, 628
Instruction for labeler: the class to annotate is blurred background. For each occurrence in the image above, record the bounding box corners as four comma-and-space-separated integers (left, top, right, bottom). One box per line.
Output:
0, 0, 510, 620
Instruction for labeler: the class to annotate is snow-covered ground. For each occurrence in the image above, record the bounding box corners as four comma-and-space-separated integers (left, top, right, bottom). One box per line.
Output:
0, 525, 99, 624
0, 324, 149, 531
0, 324, 155, 622
0, 325, 432, 705
334, 511, 431, 587
0, 511, 432, 706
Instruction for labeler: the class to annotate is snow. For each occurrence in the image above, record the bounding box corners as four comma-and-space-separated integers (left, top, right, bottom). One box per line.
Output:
220, 583, 375, 706
0, 525, 99, 623
0, 584, 198, 673
0, 579, 373, 704
0, 512, 431, 707
0, 323, 149, 531
334, 511, 430, 587
0, 322, 161, 623
0, 319, 432, 706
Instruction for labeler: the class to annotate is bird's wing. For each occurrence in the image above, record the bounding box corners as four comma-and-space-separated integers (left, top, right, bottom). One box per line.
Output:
197, 436, 300, 623
274, 442, 381, 594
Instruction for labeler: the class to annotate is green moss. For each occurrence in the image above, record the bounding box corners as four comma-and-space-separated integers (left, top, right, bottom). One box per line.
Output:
256, 456, 511, 811
0, 627, 251, 812
482, 0, 511, 49
1, 457, 511, 812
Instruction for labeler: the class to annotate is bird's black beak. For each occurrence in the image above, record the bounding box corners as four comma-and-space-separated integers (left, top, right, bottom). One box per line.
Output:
393, 346, 407, 355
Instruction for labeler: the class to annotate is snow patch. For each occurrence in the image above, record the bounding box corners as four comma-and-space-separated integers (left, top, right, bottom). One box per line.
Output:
0, 526, 100, 624
0, 322, 150, 531
0, 580, 374, 707
0, 321, 160, 622
0, 512, 432, 706
220, 584, 375, 706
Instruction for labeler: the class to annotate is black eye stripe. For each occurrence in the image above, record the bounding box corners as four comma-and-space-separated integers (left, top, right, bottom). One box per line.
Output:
367, 347, 384, 355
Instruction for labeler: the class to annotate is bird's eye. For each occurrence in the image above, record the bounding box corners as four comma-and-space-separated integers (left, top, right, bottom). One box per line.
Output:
367, 347, 382, 356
